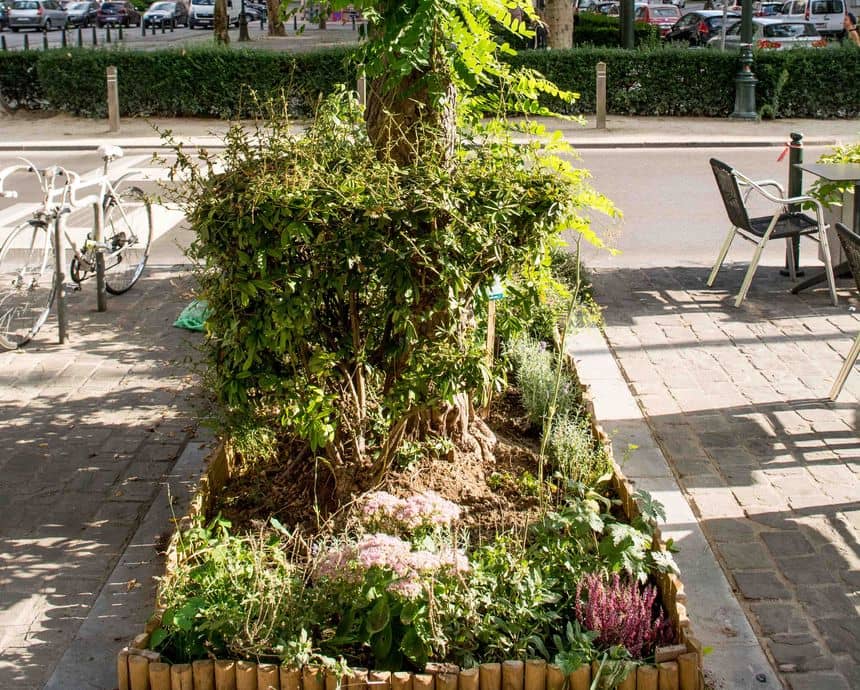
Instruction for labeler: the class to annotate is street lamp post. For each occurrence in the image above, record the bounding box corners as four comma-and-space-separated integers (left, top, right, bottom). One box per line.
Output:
238, 0, 250, 40
731, 0, 757, 119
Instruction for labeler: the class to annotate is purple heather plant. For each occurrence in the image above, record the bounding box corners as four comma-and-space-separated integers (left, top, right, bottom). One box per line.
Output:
574, 572, 674, 659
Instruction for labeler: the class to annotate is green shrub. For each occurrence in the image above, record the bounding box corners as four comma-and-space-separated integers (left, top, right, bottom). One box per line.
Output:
34, 46, 357, 118
1, 44, 857, 118
0, 51, 44, 110
574, 13, 659, 47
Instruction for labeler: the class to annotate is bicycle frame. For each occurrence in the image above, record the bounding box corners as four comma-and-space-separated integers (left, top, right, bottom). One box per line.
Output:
0, 154, 140, 342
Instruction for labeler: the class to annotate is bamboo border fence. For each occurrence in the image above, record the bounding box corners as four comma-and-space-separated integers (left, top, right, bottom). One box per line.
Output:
118, 653, 704, 690
117, 351, 706, 690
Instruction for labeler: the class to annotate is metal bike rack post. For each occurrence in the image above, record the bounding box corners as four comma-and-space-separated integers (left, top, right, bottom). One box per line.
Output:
93, 201, 107, 313
53, 214, 67, 344
106, 65, 120, 133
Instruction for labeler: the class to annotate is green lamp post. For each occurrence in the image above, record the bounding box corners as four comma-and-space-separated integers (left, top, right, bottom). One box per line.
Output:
731, 0, 757, 119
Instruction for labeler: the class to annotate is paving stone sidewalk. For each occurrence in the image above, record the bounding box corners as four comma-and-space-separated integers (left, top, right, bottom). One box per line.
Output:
0, 266, 203, 689
592, 264, 859, 690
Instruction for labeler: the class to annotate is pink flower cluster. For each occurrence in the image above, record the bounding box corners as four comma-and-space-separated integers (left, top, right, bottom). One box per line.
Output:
574, 573, 674, 659
361, 491, 462, 531
313, 533, 469, 599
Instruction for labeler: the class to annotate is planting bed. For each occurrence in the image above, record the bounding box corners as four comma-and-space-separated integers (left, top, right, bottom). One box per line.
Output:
116, 348, 704, 690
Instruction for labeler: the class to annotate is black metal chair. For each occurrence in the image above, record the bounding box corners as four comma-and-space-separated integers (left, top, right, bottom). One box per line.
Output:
830, 222, 860, 400
707, 158, 838, 307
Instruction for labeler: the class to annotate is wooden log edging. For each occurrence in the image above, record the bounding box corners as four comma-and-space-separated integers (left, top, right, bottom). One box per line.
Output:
117, 656, 704, 690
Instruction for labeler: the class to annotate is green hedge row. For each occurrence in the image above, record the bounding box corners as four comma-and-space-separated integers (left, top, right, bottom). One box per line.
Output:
574, 13, 659, 48
1, 45, 858, 119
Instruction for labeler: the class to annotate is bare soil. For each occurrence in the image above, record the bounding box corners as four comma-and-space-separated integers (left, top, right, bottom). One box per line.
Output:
211, 389, 548, 540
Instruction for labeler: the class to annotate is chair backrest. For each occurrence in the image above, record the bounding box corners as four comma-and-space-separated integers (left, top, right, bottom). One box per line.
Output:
710, 158, 753, 231
835, 222, 860, 294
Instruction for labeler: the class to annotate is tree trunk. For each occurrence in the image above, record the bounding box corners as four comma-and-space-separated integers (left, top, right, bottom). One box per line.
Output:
214, 0, 230, 43
364, 52, 457, 166
544, 0, 573, 48
266, 0, 285, 35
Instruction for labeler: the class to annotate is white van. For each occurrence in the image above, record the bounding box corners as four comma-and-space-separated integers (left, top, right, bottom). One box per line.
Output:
780, 0, 846, 37
187, 0, 239, 28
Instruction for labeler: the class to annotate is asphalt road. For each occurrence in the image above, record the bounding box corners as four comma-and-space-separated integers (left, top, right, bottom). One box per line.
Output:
0, 142, 838, 276
0, 149, 193, 267
575, 144, 835, 269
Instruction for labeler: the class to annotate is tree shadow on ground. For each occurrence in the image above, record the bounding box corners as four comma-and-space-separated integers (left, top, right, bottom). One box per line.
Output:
0, 266, 206, 689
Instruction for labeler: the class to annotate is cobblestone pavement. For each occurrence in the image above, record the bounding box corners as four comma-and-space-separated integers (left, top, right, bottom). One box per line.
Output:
593, 264, 859, 690
0, 266, 202, 689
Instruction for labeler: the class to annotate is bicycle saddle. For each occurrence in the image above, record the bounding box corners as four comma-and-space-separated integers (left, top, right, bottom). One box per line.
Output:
98, 145, 124, 161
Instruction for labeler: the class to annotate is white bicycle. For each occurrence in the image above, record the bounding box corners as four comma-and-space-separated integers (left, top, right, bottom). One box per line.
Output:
0, 145, 153, 350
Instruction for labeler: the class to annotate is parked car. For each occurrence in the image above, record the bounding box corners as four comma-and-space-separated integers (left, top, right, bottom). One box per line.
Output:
65, 0, 98, 25
708, 16, 826, 47
634, 2, 682, 35
7, 0, 67, 30
188, 0, 239, 28
663, 9, 740, 45
241, 3, 263, 20
143, 0, 186, 26
780, 0, 844, 37
96, 0, 140, 25
754, 1, 785, 15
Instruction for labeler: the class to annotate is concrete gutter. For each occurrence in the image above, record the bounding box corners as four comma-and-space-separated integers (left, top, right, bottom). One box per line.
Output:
566, 328, 780, 690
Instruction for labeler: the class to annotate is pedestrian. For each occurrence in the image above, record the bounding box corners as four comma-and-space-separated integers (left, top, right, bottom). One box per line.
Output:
845, 12, 860, 46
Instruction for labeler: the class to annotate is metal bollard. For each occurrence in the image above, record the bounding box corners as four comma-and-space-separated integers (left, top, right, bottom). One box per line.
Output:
595, 61, 607, 130
24, 33, 30, 50
351, 14, 355, 30
106, 65, 120, 133
141, 20, 146, 36
293, 14, 297, 30
61, 27, 67, 47
53, 216, 67, 343
782, 131, 805, 277
170, 17, 174, 31
42, 29, 48, 50
92, 25, 97, 45
105, 24, 111, 42
161, 19, 165, 32
77, 25, 82, 46
1, 35, 6, 51
118, 24, 123, 39
151, 22, 155, 35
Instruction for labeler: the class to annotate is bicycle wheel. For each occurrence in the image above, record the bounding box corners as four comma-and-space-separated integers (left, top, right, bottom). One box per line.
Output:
102, 185, 153, 295
0, 221, 57, 350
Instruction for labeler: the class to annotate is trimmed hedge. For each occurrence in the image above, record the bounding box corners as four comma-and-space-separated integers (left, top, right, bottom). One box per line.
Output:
35, 46, 357, 118
0, 51, 44, 110
1, 44, 858, 119
574, 13, 659, 48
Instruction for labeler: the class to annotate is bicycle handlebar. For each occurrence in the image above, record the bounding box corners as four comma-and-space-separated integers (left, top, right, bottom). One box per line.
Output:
0, 163, 39, 199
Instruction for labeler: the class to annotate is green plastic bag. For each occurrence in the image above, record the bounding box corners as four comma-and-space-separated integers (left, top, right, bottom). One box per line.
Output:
173, 299, 210, 332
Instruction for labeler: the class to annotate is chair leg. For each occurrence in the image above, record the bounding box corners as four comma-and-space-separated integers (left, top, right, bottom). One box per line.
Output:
785, 237, 796, 281
829, 331, 860, 400
735, 238, 768, 307
816, 227, 839, 306
708, 227, 737, 287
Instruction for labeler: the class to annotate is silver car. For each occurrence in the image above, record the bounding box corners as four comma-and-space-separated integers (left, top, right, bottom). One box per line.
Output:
707, 17, 825, 48
8, 0, 67, 30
